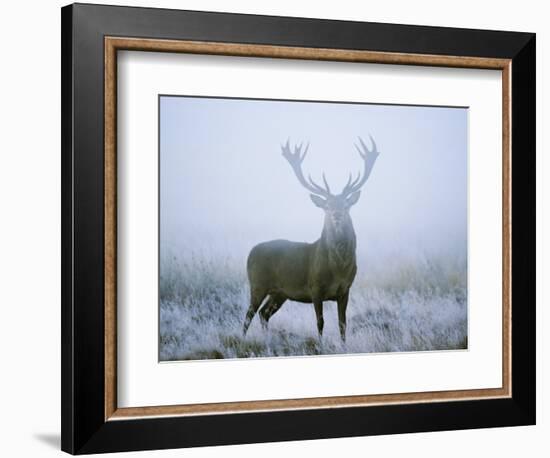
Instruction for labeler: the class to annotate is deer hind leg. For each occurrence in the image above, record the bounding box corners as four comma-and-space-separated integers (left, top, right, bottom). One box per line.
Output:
259, 294, 286, 330
313, 300, 324, 339
243, 289, 267, 336
337, 291, 350, 343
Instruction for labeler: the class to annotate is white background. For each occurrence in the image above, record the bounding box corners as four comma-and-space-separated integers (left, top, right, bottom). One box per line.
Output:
0, 0, 545, 457
118, 52, 502, 407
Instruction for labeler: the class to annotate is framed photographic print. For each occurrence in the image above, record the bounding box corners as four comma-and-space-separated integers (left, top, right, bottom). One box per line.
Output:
61, 3, 536, 454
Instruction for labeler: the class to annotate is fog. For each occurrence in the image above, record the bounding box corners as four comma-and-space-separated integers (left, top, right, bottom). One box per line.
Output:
160, 95, 467, 263
159, 95, 467, 360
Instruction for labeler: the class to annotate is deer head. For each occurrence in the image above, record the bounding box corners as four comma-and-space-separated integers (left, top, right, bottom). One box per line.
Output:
281, 136, 380, 235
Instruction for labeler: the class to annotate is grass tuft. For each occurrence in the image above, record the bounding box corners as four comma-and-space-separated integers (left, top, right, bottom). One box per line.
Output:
160, 250, 467, 361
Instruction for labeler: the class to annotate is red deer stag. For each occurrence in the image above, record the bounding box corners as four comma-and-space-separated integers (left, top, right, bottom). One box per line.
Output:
242, 136, 380, 342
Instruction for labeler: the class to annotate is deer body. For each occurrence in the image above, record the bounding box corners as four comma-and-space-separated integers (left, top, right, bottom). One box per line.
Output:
242, 137, 379, 341
248, 222, 357, 303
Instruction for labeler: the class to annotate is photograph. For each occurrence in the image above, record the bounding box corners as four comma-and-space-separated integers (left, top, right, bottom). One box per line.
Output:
159, 95, 468, 361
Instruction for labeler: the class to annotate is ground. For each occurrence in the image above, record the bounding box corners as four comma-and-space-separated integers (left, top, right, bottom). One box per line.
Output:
159, 250, 467, 361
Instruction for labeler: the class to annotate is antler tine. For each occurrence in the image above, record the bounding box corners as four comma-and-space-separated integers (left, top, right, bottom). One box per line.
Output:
341, 170, 359, 196
341, 135, 380, 197
300, 142, 309, 163
322, 173, 331, 195
308, 174, 330, 195
344, 172, 353, 189
368, 134, 377, 153
354, 142, 365, 159
351, 170, 362, 187
281, 140, 332, 198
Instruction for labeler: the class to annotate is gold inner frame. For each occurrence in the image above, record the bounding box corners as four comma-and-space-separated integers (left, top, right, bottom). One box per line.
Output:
104, 37, 512, 421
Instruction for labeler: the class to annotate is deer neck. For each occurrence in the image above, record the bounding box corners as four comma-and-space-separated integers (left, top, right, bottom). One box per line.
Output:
320, 216, 357, 271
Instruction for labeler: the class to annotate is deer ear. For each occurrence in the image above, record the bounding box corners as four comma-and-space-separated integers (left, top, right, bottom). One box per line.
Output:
346, 191, 361, 207
310, 194, 327, 209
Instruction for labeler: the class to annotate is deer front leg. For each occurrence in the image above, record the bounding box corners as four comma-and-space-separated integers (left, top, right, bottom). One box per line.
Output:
313, 300, 324, 339
337, 291, 349, 342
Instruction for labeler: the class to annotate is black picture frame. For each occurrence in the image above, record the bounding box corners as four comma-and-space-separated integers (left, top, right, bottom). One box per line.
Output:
61, 3, 535, 454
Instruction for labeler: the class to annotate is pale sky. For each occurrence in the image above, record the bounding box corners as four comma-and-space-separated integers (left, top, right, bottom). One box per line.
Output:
160, 95, 467, 263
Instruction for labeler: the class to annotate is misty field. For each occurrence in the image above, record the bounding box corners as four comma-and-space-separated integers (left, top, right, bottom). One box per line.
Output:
159, 250, 467, 361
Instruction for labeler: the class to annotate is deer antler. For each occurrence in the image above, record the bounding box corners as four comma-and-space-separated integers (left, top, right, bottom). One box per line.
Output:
341, 135, 380, 197
281, 140, 332, 198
